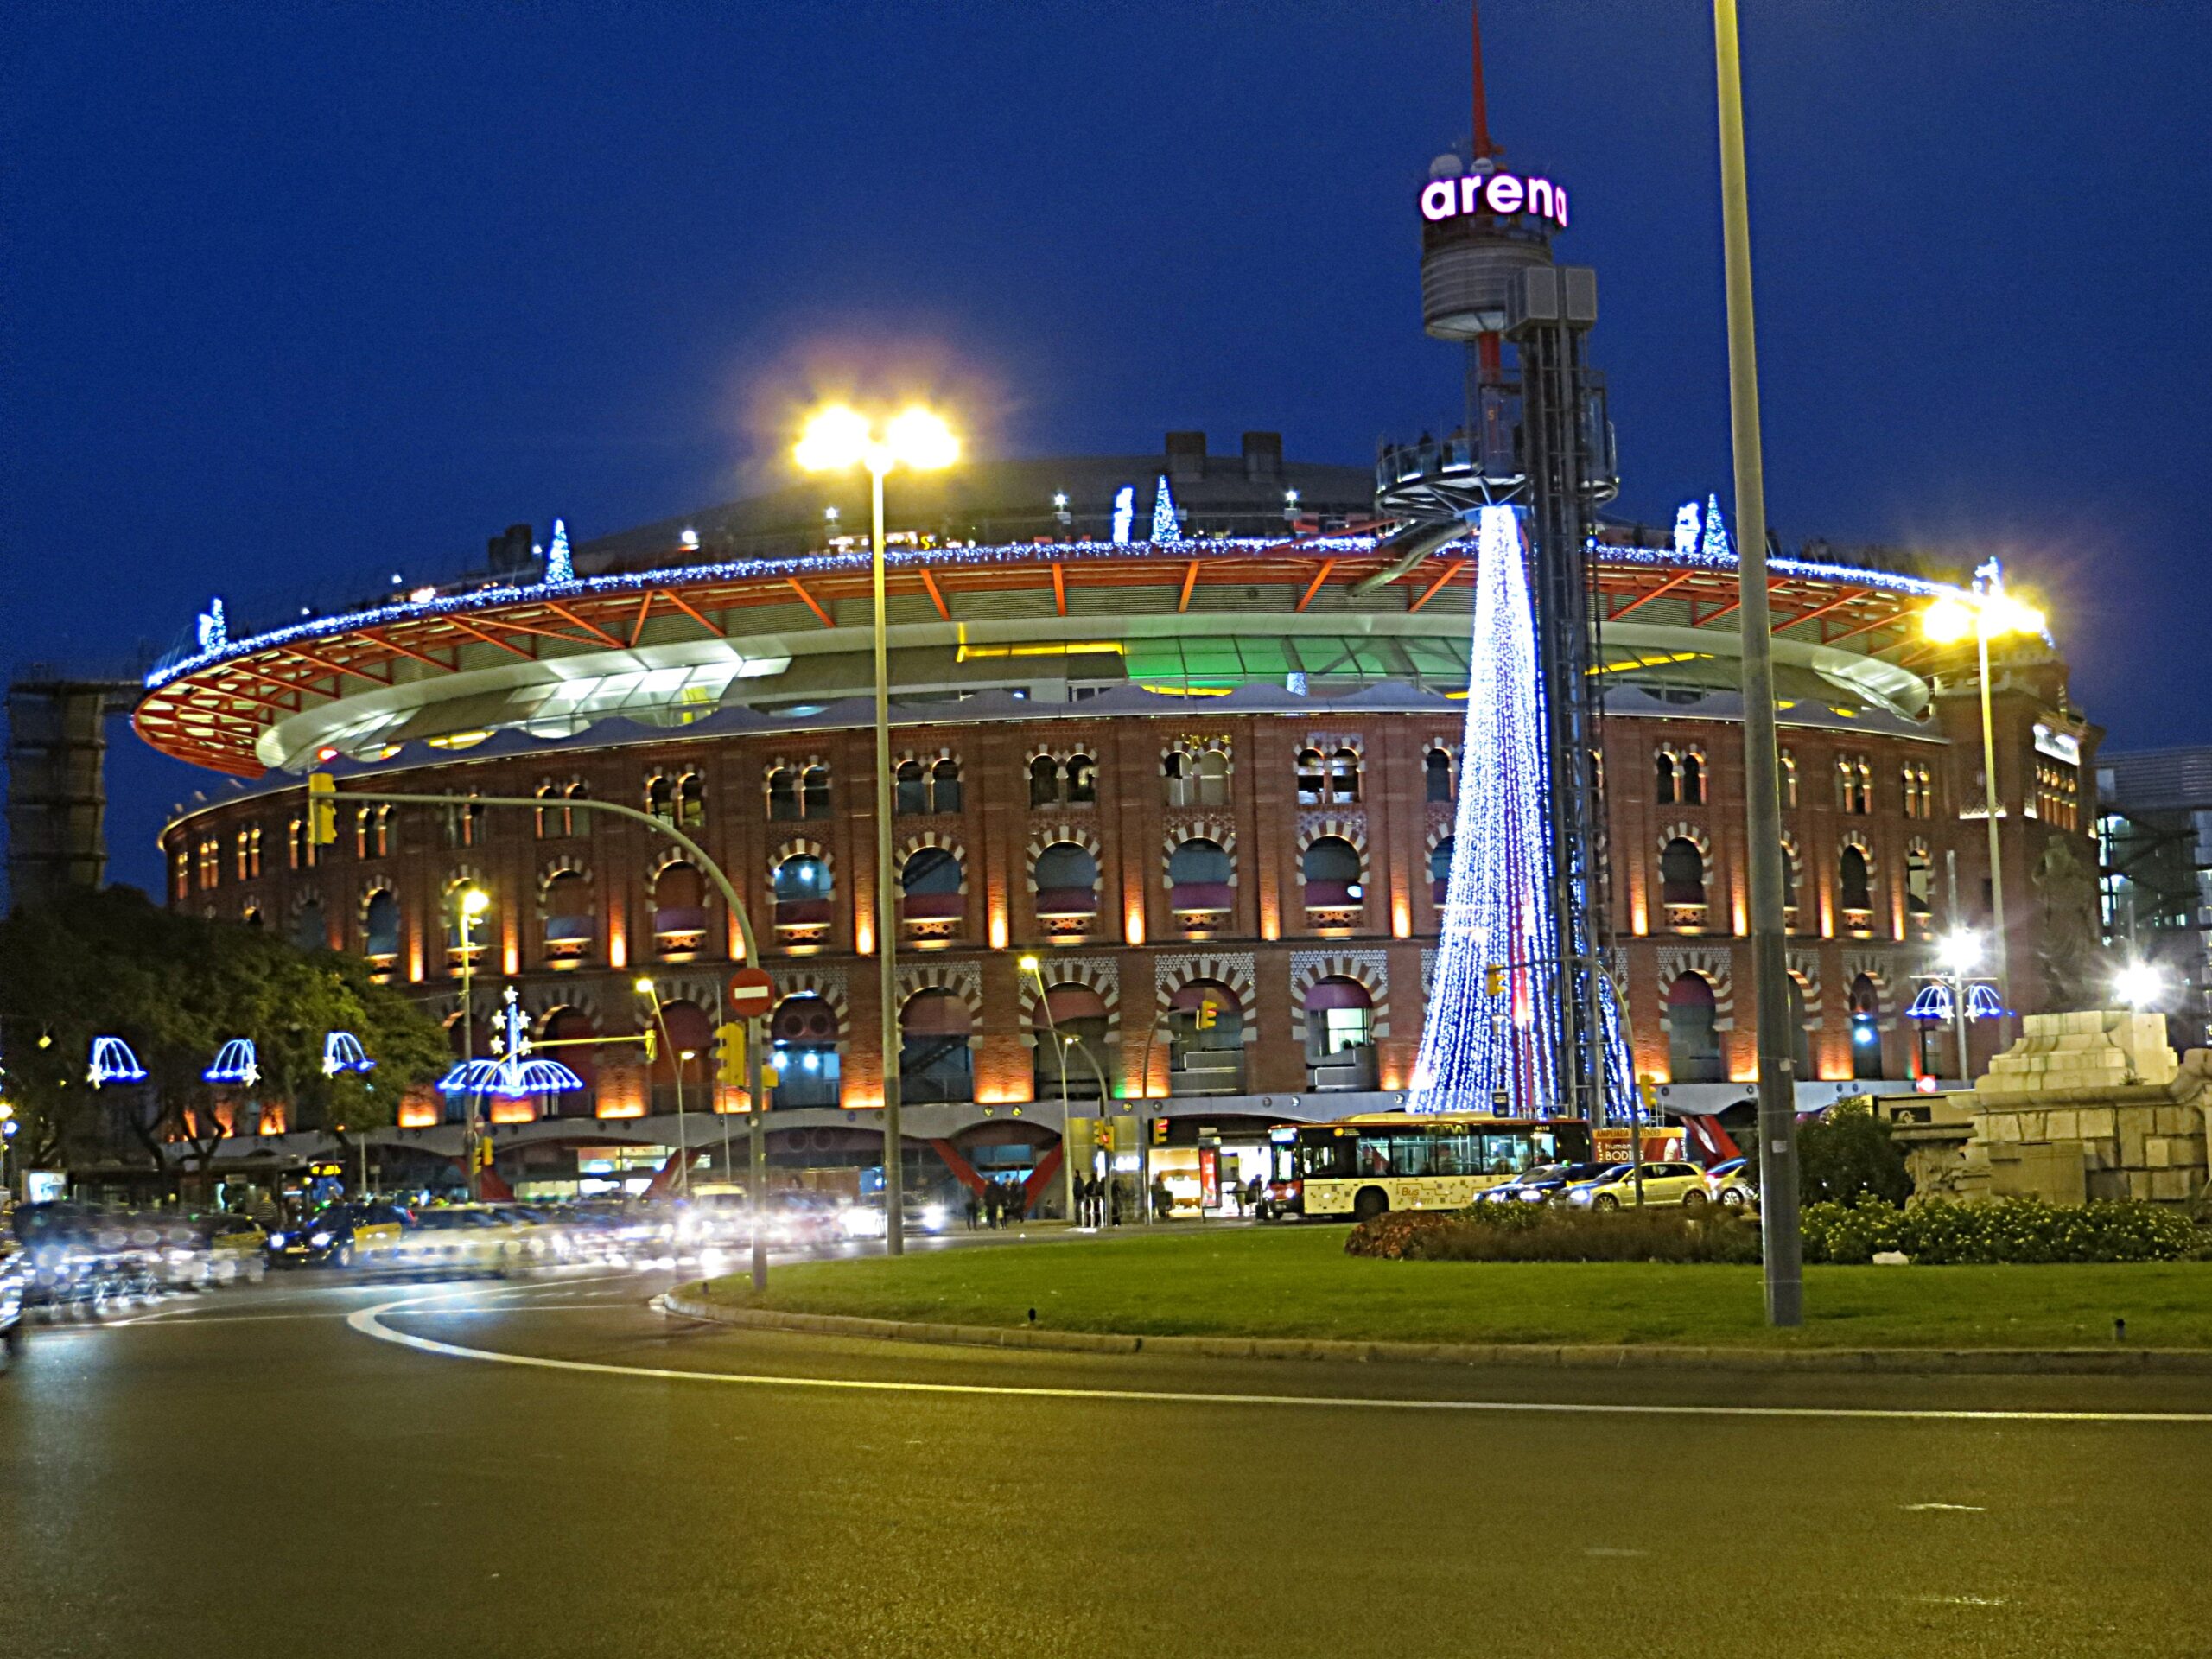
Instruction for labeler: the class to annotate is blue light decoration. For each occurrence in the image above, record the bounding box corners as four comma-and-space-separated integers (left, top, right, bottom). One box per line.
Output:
196, 598, 227, 654
1150, 475, 1181, 544
438, 987, 584, 1101
1965, 983, 2008, 1022
543, 518, 573, 585
321, 1031, 375, 1077
87, 1036, 148, 1087
1109, 486, 1135, 546
1697, 493, 1732, 563
1672, 501, 1701, 560
1906, 982, 2010, 1023
204, 1038, 261, 1087
1408, 505, 1631, 1118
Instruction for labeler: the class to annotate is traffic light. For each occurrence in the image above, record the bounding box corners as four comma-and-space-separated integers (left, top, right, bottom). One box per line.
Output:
306, 772, 338, 846
473, 1137, 495, 1172
639, 1026, 658, 1063
1151, 1116, 1169, 1147
1484, 963, 1507, 999
715, 1022, 745, 1088
1193, 999, 1218, 1031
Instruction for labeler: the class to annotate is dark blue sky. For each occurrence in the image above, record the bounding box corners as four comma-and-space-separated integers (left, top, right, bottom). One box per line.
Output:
5, 1, 2207, 892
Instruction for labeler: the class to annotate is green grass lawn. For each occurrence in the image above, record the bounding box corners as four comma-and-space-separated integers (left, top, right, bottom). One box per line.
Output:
696, 1224, 2212, 1350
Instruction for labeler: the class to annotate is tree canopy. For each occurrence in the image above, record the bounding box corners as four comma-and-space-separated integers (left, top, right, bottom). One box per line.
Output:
0, 886, 449, 1168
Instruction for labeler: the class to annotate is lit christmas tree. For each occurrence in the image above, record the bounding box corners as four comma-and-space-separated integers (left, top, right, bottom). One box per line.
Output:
1149, 474, 1181, 543
1409, 505, 1632, 1119
543, 518, 574, 584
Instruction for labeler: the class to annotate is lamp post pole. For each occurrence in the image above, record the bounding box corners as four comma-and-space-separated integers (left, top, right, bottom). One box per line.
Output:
867, 459, 906, 1253
1713, 0, 1802, 1326
1022, 957, 1073, 1223
1974, 616, 2013, 1049
454, 889, 486, 1202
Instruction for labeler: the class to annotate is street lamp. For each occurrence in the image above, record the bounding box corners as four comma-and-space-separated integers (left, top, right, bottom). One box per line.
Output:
2113, 960, 2166, 1012
454, 886, 490, 1198
1019, 954, 1078, 1222
795, 402, 960, 1255
1923, 563, 2047, 1049
634, 976, 690, 1197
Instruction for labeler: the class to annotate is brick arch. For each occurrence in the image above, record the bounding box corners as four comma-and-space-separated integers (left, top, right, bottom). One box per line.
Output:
762, 754, 830, 801
355, 877, 399, 920
1425, 816, 1457, 854
1786, 951, 1824, 1020
646, 844, 705, 880
771, 836, 830, 873
523, 984, 605, 1025
1154, 953, 1256, 1034
537, 855, 591, 899
1838, 828, 1878, 879
442, 864, 486, 895
1023, 821, 1103, 890
1777, 832, 1805, 896
1656, 947, 1735, 1032
896, 828, 966, 867
1294, 816, 1369, 857
896, 961, 983, 1024
645, 970, 727, 1016
1160, 734, 1232, 760
1027, 741, 1097, 766
1162, 817, 1237, 886
770, 967, 849, 1027
1015, 957, 1122, 1046
1289, 950, 1391, 1042
1656, 821, 1711, 859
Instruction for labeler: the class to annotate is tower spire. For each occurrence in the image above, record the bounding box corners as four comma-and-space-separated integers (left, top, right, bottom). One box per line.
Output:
1471, 1, 1495, 162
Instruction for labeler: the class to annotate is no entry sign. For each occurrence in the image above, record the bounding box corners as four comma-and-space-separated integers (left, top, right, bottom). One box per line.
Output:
727, 967, 775, 1017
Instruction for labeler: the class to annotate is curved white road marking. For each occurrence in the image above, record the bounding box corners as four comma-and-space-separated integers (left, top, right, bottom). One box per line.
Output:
346, 1294, 2212, 1424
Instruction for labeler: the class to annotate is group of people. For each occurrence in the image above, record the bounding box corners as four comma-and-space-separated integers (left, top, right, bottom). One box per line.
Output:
963, 1178, 1028, 1230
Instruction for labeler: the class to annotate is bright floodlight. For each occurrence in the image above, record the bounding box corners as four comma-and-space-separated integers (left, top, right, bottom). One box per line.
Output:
1987, 594, 2046, 638
633, 976, 658, 997
885, 406, 959, 471
459, 888, 490, 918
1939, 929, 1981, 976
1017, 955, 1041, 974
1922, 597, 1974, 644
794, 404, 872, 473
2113, 961, 2166, 1009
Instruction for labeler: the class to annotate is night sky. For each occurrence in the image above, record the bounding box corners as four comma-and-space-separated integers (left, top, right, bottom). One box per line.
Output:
4, 1, 2206, 894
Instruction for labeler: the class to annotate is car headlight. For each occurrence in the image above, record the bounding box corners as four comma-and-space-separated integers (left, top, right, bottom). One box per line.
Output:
309, 1231, 334, 1249
1567, 1191, 1592, 1205
921, 1205, 946, 1230
267, 1233, 286, 1248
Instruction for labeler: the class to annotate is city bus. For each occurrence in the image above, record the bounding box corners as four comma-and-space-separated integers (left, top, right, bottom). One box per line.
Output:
1263, 1112, 1595, 1222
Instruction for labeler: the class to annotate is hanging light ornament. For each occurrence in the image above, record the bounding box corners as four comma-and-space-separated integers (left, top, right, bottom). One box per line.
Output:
322, 1031, 376, 1077
438, 988, 585, 1100
204, 1039, 261, 1087
88, 1036, 148, 1087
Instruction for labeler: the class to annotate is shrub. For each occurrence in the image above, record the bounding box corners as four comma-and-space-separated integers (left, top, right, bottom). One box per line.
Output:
1796, 1098, 1912, 1207
1801, 1196, 2204, 1265
1346, 1204, 1761, 1264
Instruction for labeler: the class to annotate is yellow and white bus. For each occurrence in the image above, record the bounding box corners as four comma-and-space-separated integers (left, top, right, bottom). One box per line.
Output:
1266, 1112, 1594, 1222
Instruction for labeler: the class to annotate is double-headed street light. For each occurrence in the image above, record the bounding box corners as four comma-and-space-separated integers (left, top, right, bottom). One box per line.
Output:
795, 403, 960, 1254
1923, 563, 2047, 1048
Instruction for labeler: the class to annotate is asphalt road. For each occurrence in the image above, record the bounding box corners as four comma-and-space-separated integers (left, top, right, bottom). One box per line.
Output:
3, 1262, 2209, 1659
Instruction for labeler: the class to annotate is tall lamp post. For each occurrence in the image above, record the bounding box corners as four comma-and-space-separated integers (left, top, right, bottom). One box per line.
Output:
454, 886, 490, 1199
795, 404, 960, 1255
1921, 567, 2046, 1050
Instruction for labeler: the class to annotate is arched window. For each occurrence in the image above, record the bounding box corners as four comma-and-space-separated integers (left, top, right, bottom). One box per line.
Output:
772, 855, 832, 928
899, 845, 964, 922
543, 870, 594, 962
542, 1008, 598, 1115
1665, 974, 1722, 1082
536, 785, 559, 839
1065, 753, 1096, 804
652, 861, 708, 953
1033, 842, 1100, 918
801, 766, 832, 819
1168, 979, 1243, 1095
1167, 838, 1233, 918
1193, 750, 1229, 807
1780, 844, 1799, 918
1032, 983, 1109, 1102
645, 776, 675, 824
1780, 751, 1799, 810
1786, 978, 1815, 1079
770, 995, 841, 1109
930, 757, 963, 814
899, 988, 974, 1105
363, 890, 401, 960
1328, 747, 1361, 804
766, 768, 798, 821
1428, 836, 1455, 906
1680, 752, 1706, 805
1424, 748, 1453, 803
1659, 838, 1707, 908
1654, 751, 1678, 805
291, 899, 326, 955
1905, 847, 1933, 918
1849, 975, 1884, 1081
1300, 836, 1363, 910
647, 999, 714, 1116
677, 772, 706, 830
1305, 976, 1376, 1090
1294, 748, 1325, 805
1839, 845, 1872, 913
1163, 751, 1193, 809
1029, 754, 1059, 809
895, 760, 927, 816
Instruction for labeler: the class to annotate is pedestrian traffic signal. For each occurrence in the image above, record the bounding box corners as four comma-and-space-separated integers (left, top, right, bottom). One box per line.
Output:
715, 1022, 745, 1087
307, 772, 338, 846
1484, 963, 1506, 999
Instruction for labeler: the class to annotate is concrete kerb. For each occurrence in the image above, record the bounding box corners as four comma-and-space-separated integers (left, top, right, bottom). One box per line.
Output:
660, 1287, 2212, 1377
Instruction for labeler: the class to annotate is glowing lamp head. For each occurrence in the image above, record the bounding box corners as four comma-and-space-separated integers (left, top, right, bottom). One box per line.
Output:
633, 976, 657, 997
1938, 930, 1982, 976
459, 888, 490, 918
885, 406, 959, 472
1017, 955, 1041, 975
794, 404, 873, 474
1921, 597, 1974, 645
2113, 962, 2166, 1009
1986, 594, 2046, 639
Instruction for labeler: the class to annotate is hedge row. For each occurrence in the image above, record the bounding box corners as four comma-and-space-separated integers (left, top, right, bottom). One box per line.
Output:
1346, 1204, 1760, 1264
1801, 1196, 2208, 1265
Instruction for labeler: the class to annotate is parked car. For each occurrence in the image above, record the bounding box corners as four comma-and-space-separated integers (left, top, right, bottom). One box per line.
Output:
1561, 1162, 1712, 1209
0, 1238, 27, 1363
198, 1214, 269, 1284
1705, 1158, 1758, 1209
1479, 1161, 1614, 1205
266, 1201, 410, 1268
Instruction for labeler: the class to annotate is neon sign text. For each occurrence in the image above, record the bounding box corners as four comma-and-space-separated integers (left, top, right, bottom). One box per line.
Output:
1419, 173, 1569, 230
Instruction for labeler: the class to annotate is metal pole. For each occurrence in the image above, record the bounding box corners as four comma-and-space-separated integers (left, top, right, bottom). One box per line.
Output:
747, 1012, 768, 1292
1946, 850, 1970, 1084
870, 461, 904, 1254
1028, 963, 1072, 1220
1713, 0, 1802, 1325
1977, 626, 2012, 1048
457, 894, 479, 1202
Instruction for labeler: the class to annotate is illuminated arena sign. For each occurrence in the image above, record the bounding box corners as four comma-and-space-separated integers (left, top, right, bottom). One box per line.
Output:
1419, 172, 1569, 230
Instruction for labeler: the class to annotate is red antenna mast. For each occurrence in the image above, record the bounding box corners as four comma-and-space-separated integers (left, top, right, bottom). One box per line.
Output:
1470, 1, 1496, 162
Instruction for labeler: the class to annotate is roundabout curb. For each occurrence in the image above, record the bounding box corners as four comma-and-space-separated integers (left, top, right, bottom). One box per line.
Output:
660, 1287, 2212, 1377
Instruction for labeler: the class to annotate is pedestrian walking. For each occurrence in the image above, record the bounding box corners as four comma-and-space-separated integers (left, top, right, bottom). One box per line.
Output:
963, 1189, 980, 1230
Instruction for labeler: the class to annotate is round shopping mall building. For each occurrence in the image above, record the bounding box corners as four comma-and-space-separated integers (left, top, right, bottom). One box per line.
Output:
143, 429, 2100, 1201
